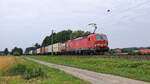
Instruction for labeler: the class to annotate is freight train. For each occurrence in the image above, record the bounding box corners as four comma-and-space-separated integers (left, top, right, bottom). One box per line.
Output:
33, 33, 109, 55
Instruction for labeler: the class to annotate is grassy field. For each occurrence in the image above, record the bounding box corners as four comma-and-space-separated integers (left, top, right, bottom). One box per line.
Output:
0, 56, 89, 84
31, 55, 150, 82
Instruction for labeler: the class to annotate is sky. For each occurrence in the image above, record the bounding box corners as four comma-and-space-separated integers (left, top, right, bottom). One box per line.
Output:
0, 0, 150, 51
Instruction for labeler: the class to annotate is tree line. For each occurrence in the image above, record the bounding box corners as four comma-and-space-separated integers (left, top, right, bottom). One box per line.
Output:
0, 47, 23, 56
110, 47, 150, 55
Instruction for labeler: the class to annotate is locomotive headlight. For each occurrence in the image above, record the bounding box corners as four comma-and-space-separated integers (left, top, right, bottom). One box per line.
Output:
97, 44, 101, 46
95, 44, 107, 47
100, 44, 104, 47
95, 44, 100, 47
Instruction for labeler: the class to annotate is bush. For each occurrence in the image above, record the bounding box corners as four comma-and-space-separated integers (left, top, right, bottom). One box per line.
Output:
9, 64, 26, 75
23, 67, 45, 80
8, 64, 47, 80
13, 51, 21, 56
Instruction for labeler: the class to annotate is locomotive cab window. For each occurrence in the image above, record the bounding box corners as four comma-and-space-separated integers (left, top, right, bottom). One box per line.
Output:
96, 35, 107, 40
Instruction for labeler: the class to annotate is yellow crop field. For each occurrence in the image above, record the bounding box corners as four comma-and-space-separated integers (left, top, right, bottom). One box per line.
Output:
0, 56, 17, 70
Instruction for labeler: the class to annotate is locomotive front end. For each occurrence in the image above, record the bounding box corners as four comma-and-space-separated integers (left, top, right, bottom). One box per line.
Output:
94, 34, 109, 52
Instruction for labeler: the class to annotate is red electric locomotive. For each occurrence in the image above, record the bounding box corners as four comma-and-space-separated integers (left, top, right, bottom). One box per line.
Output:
65, 33, 109, 54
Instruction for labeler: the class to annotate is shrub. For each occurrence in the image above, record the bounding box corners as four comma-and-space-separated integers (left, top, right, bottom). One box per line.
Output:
13, 51, 21, 56
9, 64, 27, 75
8, 64, 47, 80
23, 67, 45, 80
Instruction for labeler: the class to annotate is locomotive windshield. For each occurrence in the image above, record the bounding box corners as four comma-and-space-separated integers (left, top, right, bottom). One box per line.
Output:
96, 35, 107, 40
